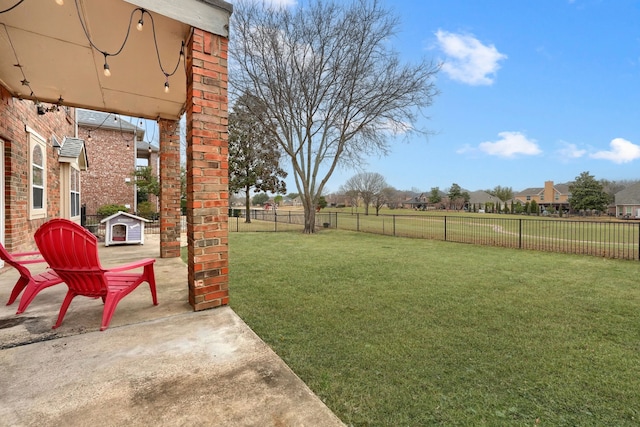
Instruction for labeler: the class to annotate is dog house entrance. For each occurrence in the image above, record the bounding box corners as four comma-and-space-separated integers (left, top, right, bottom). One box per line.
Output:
112, 224, 127, 242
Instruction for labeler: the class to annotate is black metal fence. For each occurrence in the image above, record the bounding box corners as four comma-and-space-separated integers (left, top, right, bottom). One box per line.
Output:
84, 210, 640, 261
230, 210, 640, 261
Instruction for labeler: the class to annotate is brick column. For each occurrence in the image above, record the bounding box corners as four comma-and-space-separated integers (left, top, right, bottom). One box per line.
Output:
158, 118, 182, 258
185, 28, 229, 310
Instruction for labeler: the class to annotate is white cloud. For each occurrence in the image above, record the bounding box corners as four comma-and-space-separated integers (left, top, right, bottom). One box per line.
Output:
590, 138, 640, 163
456, 144, 474, 155
556, 141, 586, 160
435, 30, 507, 86
478, 131, 542, 158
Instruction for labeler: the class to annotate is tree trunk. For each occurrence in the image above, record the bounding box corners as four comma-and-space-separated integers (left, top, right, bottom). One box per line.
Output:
244, 190, 251, 223
302, 198, 316, 233
305, 207, 316, 233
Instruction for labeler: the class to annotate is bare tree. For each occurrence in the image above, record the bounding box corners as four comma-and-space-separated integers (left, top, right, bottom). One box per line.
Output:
382, 187, 402, 210
341, 172, 388, 215
229, 94, 287, 222
230, 0, 439, 232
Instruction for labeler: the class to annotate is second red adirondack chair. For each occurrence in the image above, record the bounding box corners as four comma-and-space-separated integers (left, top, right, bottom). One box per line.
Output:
1, 242, 63, 314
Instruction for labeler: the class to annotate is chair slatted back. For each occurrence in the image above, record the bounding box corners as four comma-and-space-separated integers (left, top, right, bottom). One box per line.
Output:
34, 219, 107, 297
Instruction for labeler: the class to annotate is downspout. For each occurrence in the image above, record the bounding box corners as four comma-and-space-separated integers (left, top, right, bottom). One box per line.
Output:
133, 132, 138, 214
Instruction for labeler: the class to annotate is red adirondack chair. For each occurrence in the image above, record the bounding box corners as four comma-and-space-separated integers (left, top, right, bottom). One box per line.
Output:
1, 242, 63, 314
34, 218, 158, 331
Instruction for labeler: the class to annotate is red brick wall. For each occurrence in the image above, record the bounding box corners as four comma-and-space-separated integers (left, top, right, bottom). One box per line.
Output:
78, 126, 137, 215
0, 85, 74, 252
148, 151, 159, 211
185, 28, 229, 310
158, 119, 181, 258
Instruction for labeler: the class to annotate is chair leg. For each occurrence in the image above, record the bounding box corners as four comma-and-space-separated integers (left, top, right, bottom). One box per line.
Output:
53, 290, 77, 329
7, 276, 30, 306
100, 293, 122, 331
15, 282, 41, 314
145, 264, 158, 306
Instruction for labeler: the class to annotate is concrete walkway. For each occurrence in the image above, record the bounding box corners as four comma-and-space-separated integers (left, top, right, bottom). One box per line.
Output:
0, 235, 344, 427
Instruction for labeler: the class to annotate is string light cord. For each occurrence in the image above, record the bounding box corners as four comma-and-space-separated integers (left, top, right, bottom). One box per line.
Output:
73, 0, 138, 60
4, 16, 139, 145
145, 11, 183, 79
72, 0, 184, 82
1, 22, 39, 103
0, 0, 25, 14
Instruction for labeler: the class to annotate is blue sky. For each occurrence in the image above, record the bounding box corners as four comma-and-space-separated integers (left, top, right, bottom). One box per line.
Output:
250, 0, 640, 195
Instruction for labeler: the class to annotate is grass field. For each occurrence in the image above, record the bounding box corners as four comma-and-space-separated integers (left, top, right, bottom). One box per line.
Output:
223, 230, 640, 426
238, 209, 640, 260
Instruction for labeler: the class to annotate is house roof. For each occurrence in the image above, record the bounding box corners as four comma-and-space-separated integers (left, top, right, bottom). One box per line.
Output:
516, 183, 571, 197
468, 190, 495, 204
58, 137, 89, 171
77, 109, 145, 139
615, 182, 640, 205
100, 211, 149, 223
136, 140, 158, 155
516, 187, 543, 196
554, 183, 570, 194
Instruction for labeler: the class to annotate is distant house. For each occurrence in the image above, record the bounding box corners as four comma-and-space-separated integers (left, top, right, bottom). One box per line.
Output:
77, 109, 158, 215
614, 183, 640, 218
467, 190, 497, 210
514, 181, 570, 213
402, 193, 431, 210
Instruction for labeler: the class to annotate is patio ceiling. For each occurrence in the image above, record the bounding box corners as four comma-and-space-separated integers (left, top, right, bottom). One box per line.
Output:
0, 0, 231, 120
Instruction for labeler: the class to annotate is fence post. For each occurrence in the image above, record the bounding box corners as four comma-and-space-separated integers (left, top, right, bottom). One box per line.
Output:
519, 219, 522, 249
444, 216, 447, 241
393, 215, 396, 236
357, 213, 360, 232
334, 212, 338, 229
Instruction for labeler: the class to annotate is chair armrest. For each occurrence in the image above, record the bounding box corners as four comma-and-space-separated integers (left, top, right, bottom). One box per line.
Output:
106, 258, 156, 273
11, 252, 47, 265
12, 251, 41, 257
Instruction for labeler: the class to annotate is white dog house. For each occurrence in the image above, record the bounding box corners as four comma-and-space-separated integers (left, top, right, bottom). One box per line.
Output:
100, 212, 149, 246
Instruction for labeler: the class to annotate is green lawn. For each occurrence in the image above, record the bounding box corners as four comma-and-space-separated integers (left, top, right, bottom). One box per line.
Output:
223, 230, 640, 425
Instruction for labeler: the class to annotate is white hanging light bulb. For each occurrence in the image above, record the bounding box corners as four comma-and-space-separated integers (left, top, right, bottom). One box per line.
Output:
55, 0, 64, 5
103, 55, 111, 77
136, 9, 145, 31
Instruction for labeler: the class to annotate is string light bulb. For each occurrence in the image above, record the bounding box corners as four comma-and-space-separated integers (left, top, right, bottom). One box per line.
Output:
103, 55, 111, 77
55, 0, 64, 5
87, 131, 92, 142
136, 9, 144, 31
179, 41, 185, 62
164, 76, 170, 93
113, 115, 118, 122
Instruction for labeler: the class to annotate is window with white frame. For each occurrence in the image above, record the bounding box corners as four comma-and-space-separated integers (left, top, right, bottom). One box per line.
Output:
28, 128, 47, 219
70, 166, 80, 218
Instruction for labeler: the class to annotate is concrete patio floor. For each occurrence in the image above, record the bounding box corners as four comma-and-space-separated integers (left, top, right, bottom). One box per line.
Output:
0, 234, 344, 426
